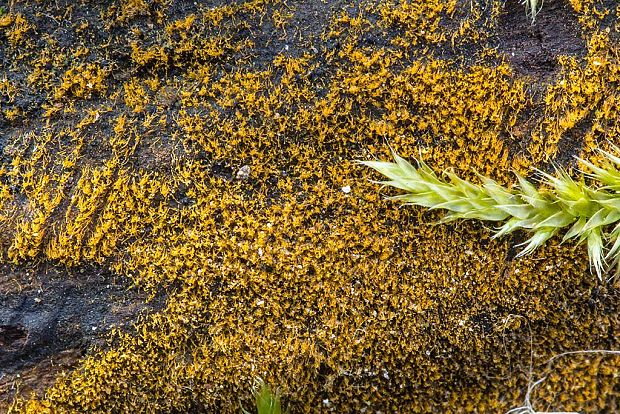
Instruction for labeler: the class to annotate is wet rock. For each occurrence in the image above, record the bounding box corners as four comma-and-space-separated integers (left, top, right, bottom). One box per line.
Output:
496, 0, 586, 79
0, 263, 164, 407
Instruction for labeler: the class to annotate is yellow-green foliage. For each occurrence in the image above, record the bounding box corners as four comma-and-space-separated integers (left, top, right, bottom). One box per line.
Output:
3, 0, 620, 413
242, 378, 285, 414
54, 63, 108, 100
363, 148, 620, 280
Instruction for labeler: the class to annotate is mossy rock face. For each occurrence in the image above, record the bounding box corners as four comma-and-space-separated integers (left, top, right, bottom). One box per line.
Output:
1, 0, 620, 412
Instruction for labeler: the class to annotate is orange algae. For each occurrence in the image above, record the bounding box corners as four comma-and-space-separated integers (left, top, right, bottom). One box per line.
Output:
2, 0, 620, 413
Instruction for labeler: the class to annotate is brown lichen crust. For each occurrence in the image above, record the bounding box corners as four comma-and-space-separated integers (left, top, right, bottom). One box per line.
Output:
2, 0, 620, 412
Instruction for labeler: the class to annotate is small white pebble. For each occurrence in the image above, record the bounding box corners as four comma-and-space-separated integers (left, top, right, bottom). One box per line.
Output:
34, 297, 41, 303
236, 165, 251, 180
341, 185, 351, 194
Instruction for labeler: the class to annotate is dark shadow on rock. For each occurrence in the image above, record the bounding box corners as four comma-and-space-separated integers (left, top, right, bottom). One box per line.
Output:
0, 263, 164, 406
496, 0, 586, 80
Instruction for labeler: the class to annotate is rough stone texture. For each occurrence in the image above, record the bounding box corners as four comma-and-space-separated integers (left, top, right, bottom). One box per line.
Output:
1, 0, 620, 412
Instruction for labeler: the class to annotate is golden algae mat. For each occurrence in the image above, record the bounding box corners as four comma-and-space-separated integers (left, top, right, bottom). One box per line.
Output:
1, 0, 620, 412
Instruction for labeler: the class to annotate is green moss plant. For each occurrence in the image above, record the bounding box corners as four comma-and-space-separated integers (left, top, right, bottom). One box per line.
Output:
360, 147, 620, 281
241, 378, 286, 414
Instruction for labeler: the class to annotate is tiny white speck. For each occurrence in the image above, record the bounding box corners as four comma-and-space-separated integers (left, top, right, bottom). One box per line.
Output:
341, 185, 351, 194
236, 165, 251, 180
